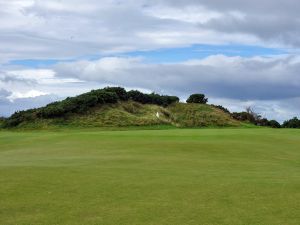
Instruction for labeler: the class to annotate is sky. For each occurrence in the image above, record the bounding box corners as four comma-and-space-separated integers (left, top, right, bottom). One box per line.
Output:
1, 0, 300, 122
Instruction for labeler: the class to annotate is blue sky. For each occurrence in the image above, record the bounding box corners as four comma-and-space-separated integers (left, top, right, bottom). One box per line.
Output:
10, 44, 287, 67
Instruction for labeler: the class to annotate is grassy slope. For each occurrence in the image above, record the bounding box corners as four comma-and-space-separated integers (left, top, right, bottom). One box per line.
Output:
168, 103, 240, 127
0, 128, 299, 225
9, 101, 242, 129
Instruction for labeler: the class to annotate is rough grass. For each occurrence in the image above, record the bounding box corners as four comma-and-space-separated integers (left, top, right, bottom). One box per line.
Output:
168, 103, 240, 127
0, 128, 299, 225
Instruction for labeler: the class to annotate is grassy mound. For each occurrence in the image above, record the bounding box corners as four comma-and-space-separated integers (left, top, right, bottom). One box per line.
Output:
5, 101, 241, 129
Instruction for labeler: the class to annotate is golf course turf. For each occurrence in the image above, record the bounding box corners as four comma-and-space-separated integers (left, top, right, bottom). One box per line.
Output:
0, 128, 299, 225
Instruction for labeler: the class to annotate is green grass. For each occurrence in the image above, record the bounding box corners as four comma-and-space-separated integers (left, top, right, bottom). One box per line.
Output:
1, 128, 299, 225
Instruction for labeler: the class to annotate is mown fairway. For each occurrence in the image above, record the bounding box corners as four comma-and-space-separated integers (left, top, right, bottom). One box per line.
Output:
0, 128, 299, 225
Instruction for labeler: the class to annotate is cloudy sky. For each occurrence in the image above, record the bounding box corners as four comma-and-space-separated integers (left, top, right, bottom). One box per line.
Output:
1, 0, 300, 122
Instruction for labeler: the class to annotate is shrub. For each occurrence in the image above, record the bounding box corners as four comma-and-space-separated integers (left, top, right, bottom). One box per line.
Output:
38, 104, 65, 118
96, 91, 119, 103
128, 90, 179, 106
0, 117, 5, 123
3, 109, 37, 127
186, 94, 208, 104
268, 120, 281, 128
282, 117, 300, 128
128, 90, 150, 104
72, 94, 98, 113
232, 111, 281, 128
103, 87, 128, 101
212, 105, 230, 114
232, 112, 256, 123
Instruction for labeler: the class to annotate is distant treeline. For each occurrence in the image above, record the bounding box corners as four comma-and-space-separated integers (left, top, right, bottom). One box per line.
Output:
2, 87, 179, 128
213, 105, 300, 129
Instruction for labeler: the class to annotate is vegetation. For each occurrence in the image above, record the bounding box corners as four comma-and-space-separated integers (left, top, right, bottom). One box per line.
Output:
266, 119, 282, 128
0, 117, 5, 127
2, 87, 179, 128
168, 103, 240, 127
231, 107, 282, 128
282, 117, 300, 128
1, 128, 299, 225
212, 105, 231, 114
128, 90, 179, 106
186, 93, 208, 104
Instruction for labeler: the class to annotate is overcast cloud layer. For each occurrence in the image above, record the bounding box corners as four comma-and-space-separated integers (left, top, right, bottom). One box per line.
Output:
0, 0, 300, 122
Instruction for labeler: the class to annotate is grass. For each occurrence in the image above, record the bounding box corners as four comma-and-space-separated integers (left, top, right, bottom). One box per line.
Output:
0, 128, 299, 225
168, 103, 240, 127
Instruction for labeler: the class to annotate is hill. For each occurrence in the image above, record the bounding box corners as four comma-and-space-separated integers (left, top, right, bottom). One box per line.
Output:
1, 87, 241, 129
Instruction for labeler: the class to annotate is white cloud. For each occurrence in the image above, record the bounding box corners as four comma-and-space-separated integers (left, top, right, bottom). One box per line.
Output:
7, 90, 48, 102
1, 0, 299, 63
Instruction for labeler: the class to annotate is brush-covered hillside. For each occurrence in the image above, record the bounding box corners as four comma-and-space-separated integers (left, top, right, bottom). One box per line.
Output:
1, 87, 241, 129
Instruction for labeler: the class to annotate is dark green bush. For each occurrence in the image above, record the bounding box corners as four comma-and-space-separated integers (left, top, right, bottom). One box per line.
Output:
282, 117, 300, 128
212, 105, 230, 114
103, 87, 128, 101
268, 120, 281, 128
186, 94, 208, 104
38, 104, 65, 118
127, 90, 150, 104
3, 109, 37, 127
128, 90, 179, 106
232, 112, 256, 123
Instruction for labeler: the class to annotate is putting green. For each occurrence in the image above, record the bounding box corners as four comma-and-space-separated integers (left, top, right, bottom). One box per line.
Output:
0, 128, 299, 225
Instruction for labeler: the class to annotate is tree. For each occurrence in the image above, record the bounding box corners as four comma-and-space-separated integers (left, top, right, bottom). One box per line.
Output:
103, 87, 128, 101
268, 120, 281, 128
282, 117, 300, 128
128, 90, 179, 106
128, 90, 150, 104
245, 107, 261, 122
186, 94, 208, 104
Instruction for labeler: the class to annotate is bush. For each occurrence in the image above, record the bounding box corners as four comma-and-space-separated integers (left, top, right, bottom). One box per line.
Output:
38, 104, 65, 118
232, 111, 281, 128
3, 109, 37, 127
103, 87, 128, 101
282, 117, 300, 128
37, 90, 120, 119
128, 90, 150, 104
186, 94, 208, 104
71, 94, 98, 113
128, 90, 179, 106
232, 112, 256, 123
268, 120, 281, 128
212, 105, 230, 114
4, 87, 180, 126
0, 117, 5, 123
96, 91, 119, 104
